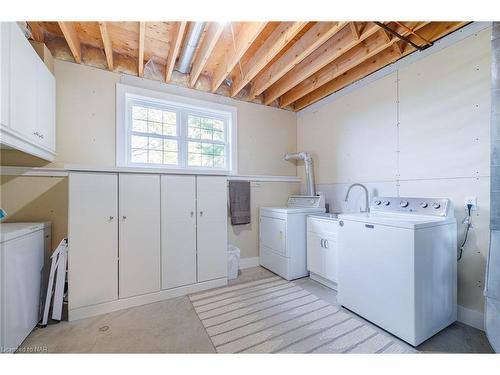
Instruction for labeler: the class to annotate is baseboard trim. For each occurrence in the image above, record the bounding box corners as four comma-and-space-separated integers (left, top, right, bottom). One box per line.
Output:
239, 257, 259, 269
68, 278, 227, 321
310, 272, 338, 291
458, 304, 484, 331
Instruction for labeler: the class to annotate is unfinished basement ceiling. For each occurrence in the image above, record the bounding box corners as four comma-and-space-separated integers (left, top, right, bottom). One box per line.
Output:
27, 21, 468, 111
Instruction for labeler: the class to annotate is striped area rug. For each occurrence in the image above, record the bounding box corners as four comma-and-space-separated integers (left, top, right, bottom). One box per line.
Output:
189, 276, 414, 354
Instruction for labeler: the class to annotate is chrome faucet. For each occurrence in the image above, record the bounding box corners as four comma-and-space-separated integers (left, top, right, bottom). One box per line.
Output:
344, 183, 370, 213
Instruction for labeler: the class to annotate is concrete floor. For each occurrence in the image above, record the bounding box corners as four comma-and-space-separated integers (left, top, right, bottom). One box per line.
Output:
19, 267, 493, 353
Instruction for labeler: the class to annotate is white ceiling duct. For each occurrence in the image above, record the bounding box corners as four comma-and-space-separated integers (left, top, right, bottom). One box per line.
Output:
176, 22, 206, 74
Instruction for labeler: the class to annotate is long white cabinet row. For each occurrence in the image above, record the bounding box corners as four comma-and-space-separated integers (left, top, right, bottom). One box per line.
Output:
68, 172, 228, 320
0, 22, 56, 161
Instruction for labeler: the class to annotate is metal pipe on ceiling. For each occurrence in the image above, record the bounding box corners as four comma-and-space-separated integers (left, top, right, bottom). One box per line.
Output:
177, 22, 206, 74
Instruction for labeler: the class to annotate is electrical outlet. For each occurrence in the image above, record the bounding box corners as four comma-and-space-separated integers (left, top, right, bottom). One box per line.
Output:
464, 196, 477, 210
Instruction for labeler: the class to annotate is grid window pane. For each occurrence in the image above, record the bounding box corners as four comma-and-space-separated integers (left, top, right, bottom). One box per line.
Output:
131, 135, 148, 149
148, 150, 163, 164
201, 154, 214, 167
131, 148, 148, 163
164, 152, 178, 165
163, 111, 176, 124
164, 124, 176, 136
148, 108, 162, 122
132, 119, 148, 133
130, 104, 229, 170
132, 106, 148, 120
188, 153, 201, 166
164, 139, 178, 152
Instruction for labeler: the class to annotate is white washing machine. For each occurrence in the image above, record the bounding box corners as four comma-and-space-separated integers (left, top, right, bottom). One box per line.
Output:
260, 195, 325, 280
337, 197, 457, 346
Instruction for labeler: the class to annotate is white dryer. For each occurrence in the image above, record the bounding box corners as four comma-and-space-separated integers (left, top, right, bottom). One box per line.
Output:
259, 195, 325, 280
338, 197, 457, 346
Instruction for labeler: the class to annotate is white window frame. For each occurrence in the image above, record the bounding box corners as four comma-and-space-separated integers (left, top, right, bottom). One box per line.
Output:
116, 83, 238, 175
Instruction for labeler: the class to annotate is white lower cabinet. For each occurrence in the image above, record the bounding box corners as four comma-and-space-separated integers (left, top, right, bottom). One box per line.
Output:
119, 174, 161, 298
307, 216, 339, 289
196, 176, 228, 282
68, 172, 227, 320
161, 175, 197, 289
68, 173, 118, 310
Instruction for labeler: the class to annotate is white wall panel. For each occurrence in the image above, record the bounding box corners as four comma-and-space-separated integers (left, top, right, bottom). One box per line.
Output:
298, 72, 398, 184
398, 29, 491, 180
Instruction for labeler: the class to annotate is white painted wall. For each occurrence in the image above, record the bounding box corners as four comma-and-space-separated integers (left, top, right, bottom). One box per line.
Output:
297, 28, 491, 325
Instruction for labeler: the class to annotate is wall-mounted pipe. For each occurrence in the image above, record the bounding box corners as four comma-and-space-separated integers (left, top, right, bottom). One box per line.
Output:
177, 22, 206, 74
284, 152, 316, 196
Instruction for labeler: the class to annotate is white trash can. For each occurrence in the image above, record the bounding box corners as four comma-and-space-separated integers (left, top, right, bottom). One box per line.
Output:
227, 245, 241, 280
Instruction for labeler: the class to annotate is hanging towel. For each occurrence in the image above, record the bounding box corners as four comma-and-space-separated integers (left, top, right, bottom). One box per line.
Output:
229, 180, 251, 225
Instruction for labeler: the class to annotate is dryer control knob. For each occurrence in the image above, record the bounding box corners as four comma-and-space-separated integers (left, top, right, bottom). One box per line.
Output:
400, 200, 409, 208
420, 202, 428, 208
374, 200, 382, 206
383, 201, 390, 206
432, 203, 441, 209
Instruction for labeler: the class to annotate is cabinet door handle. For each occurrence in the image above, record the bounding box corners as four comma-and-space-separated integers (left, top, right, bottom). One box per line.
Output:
320, 239, 324, 248
108, 216, 114, 221
122, 215, 127, 221
324, 239, 328, 248
199, 211, 204, 216
190, 211, 194, 217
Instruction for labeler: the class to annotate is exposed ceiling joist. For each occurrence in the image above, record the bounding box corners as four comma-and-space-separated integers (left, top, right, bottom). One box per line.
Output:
190, 23, 224, 87
98, 22, 114, 70
264, 22, 379, 106
210, 22, 268, 93
230, 22, 307, 97
278, 22, 427, 108
165, 21, 187, 82
57, 22, 82, 63
293, 22, 468, 111
138, 22, 146, 77
30, 21, 468, 111
249, 21, 347, 100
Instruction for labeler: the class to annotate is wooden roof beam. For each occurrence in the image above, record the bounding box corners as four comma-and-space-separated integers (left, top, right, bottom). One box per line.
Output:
248, 21, 347, 100
166, 21, 187, 82
263, 22, 379, 106
138, 22, 146, 77
98, 22, 114, 70
190, 23, 225, 87
58, 22, 82, 63
279, 22, 430, 108
293, 22, 468, 111
211, 22, 268, 93
229, 22, 308, 97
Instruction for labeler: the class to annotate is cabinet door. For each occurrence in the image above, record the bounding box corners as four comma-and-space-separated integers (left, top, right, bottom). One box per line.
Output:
9, 23, 38, 141
36, 61, 56, 151
161, 175, 196, 289
68, 173, 118, 309
119, 174, 161, 298
323, 236, 338, 283
196, 176, 228, 282
307, 231, 324, 276
0, 23, 10, 128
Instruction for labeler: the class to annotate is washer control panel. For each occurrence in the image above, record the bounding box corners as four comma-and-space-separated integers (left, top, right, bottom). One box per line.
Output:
288, 195, 325, 208
371, 197, 451, 217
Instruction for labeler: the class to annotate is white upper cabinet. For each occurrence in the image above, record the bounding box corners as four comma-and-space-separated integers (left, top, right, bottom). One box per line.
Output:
0, 22, 56, 161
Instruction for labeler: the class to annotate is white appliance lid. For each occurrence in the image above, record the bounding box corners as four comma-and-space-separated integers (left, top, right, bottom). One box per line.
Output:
261, 206, 326, 214
338, 212, 455, 229
0, 222, 51, 243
